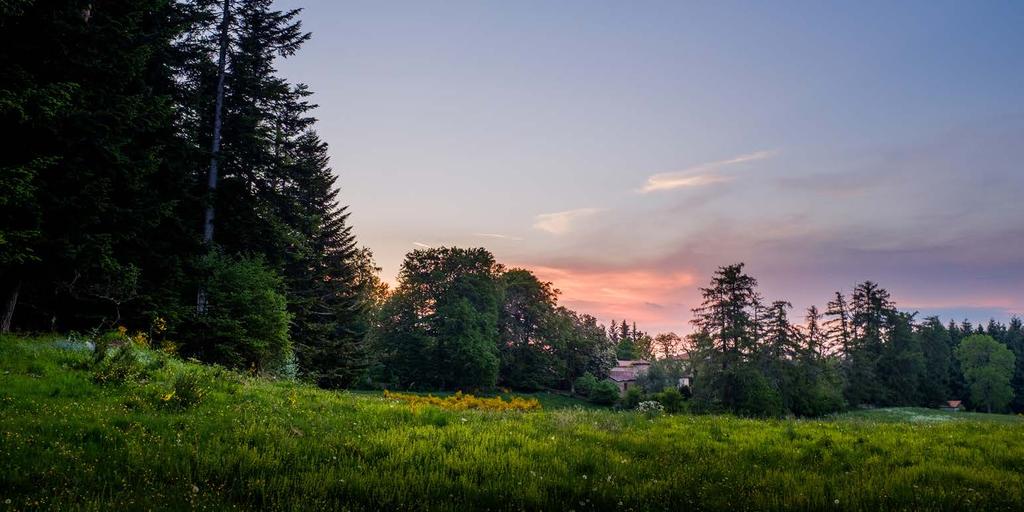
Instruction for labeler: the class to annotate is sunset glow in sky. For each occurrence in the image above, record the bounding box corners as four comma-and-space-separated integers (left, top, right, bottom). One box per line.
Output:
277, 0, 1024, 334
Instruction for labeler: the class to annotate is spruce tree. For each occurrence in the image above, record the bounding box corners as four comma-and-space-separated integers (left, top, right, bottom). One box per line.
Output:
690, 263, 762, 410
824, 292, 852, 354
876, 312, 924, 406
284, 133, 367, 388
917, 316, 953, 405
804, 305, 827, 358
843, 281, 896, 406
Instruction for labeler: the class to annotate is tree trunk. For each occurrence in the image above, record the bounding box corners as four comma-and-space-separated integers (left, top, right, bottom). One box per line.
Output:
203, 0, 231, 245
1, 280, 20, 334
198, 0, 231, 313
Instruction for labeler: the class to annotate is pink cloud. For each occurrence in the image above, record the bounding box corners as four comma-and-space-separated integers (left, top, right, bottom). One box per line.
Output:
517, 263, 699, 332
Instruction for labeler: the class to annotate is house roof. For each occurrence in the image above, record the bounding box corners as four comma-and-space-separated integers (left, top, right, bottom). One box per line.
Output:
609, 368, 636, 382
945, 400, 962, 408
610, 360, 653, 382
616, 360, 650, 367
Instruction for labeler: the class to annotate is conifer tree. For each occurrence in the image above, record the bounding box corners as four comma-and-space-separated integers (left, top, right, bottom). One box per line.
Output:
843, 281, 896, 405
876, 312, 924, 405
917, 316, 953, 405
284, 132, 367, 388
824, 292, 852, 355
804, 305, 827, 358
690, 263, 763, 410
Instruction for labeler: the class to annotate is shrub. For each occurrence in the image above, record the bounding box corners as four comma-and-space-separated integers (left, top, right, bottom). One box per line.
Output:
161, 370, 208, 409
635, 400, 664, 417
574, 373, 598, 397
730, 366, 784, 418
589, 380, 620, 406
92, 345, 145, 385
129, 331, 150, 349
92, 329, 129, 364
621, 386, 645, 409
655, 387, 685, 413
178, 252, 291, 374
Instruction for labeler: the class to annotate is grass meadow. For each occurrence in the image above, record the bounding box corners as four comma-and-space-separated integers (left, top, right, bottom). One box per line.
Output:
2, 335, 1023, 511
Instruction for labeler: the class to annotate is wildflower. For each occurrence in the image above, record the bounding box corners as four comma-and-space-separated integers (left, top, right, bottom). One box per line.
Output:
153, 316, 168, 334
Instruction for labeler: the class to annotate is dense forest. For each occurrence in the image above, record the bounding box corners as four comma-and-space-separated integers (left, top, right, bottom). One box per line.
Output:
685, 264, 1021, 416
1, 1, 1020, 417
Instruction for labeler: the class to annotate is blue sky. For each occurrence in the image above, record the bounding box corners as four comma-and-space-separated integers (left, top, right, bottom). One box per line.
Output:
276, 0, 1024, 333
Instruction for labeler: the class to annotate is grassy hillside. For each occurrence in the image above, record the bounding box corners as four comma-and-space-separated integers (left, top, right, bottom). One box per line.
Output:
2, 335, 1023, 511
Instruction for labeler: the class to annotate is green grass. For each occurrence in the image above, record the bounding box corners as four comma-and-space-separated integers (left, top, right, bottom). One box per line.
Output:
2, 335, 1024, 511
837, 407, 1024, 425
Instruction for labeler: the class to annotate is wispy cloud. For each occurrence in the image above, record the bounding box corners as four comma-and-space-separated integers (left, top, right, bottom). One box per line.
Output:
639, 150, 776, 193
473, 233, 523, 241
412, 242, 432, 248
533, 208, 603, 235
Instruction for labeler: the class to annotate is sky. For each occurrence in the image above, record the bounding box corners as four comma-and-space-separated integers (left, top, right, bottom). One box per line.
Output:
275, 0, 1024, 335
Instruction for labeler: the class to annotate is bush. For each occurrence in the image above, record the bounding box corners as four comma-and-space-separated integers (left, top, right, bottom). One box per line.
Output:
92, 328, 129, 365
161, 370, 209, 409
621, 386, 645, 409
589, 380, 620, 405
574, 373, 598, 397
178, 252, 291, 374
730, 366, 784, 418
655, 387, 685, 413
635, 400, 664, 417
92, 345, 146, 385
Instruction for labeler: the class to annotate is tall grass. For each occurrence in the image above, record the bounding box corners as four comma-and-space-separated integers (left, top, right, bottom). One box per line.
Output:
1, 335, 1022, 511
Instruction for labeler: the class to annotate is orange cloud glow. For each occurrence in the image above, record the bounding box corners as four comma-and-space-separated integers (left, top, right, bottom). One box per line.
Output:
520, 264, 698, 330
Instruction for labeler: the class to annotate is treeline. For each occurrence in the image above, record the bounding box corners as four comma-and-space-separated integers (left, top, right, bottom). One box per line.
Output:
1, 1, 374, 385
688, 263, 1022, 416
